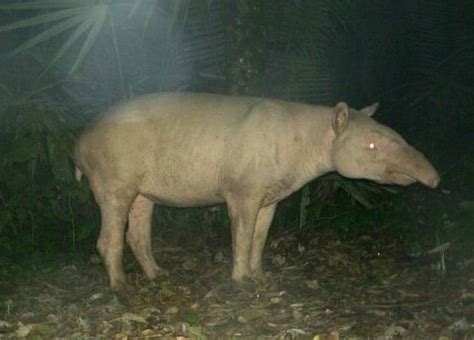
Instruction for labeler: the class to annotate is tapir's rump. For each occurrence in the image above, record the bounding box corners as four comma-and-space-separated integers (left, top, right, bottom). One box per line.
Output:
75, 92, 439, 293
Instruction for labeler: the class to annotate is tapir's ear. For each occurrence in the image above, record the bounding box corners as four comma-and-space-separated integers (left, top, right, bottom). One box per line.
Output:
360, 102, 379, 116
332, 102, 349, 134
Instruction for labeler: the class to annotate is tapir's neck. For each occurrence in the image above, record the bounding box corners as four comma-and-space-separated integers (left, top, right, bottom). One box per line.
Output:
309, 132, 336, 178
296, 108, 336, 182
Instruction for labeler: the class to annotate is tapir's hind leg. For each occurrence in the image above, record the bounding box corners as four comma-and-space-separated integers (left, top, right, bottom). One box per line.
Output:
88, 172, 138, 294
95, 190, 136, 294
127, 194, 165, 279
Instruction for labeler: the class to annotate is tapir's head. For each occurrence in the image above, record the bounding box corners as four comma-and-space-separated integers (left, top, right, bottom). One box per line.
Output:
330, 102, 440, 188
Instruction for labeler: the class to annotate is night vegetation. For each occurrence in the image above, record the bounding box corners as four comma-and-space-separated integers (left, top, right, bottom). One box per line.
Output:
0, 0, 472, 337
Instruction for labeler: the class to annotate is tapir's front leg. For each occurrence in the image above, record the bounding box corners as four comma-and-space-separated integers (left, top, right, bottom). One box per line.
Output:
250, 204, 277, 279
227, 199, 260, 283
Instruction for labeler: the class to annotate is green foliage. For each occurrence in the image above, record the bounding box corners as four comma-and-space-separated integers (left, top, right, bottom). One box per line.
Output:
185, 313, 198, 326
304, 176, 395, 236
0, 93, 96, 261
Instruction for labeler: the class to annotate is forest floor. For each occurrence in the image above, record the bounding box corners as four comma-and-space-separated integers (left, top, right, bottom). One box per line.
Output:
1, 227, 473, 339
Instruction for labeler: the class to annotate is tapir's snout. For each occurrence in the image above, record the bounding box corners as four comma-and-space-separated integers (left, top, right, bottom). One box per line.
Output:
424, 170, 440, 189
385, 145, 440, 188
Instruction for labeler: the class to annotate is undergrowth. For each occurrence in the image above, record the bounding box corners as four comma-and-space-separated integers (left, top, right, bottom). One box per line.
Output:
0, 94, 96, 266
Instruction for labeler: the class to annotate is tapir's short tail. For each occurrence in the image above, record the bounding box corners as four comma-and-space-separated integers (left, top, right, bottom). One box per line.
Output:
75, 167, 83, 181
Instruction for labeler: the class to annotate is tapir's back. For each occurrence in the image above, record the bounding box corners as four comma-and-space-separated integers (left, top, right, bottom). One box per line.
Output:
76, 92, 311, 167
78, 93, 268, 163
103, 92, 262, 125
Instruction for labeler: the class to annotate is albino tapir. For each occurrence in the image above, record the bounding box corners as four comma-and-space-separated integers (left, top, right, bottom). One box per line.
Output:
74, 92, 439, 293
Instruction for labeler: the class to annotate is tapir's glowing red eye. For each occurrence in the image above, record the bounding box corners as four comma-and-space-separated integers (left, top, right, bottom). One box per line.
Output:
369, 142, 375, 149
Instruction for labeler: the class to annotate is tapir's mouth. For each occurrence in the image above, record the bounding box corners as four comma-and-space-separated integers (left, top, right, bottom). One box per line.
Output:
384, 163, 440, 188
385, 168, 417, 186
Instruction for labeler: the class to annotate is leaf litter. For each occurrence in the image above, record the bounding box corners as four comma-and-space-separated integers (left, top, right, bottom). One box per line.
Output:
0, 229, 473, 338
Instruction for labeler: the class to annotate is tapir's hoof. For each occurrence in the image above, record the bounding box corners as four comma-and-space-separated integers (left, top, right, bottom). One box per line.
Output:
111, 279, 129, 298
232, 277, 258, 294
155, 265, 170, 277
114, 291, 131, 305
204, 280, 253, 300
146, 264, 169, 280
251, 270, 269, 286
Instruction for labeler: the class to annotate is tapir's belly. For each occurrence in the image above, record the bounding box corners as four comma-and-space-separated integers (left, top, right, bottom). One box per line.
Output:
136, 141, 228, 207
138, 169, 226, 208
140, 191, 224, 208
134, 147, 301, 209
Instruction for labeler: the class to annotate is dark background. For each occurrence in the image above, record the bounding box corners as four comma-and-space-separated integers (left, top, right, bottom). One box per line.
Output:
0, 0, 472, 267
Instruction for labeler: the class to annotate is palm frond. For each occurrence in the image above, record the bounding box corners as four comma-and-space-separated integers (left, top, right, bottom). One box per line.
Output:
0, 0, 111, 74
0, 0, 90, 11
